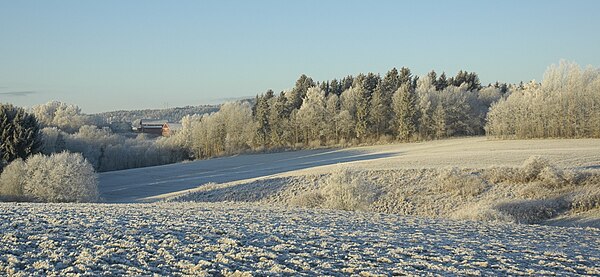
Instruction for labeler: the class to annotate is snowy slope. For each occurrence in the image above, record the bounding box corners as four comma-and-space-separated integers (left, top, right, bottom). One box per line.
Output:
99, 137, 600, 202
1, 202, 598, 276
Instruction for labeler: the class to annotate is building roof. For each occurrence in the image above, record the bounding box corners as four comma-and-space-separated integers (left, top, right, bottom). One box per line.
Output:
141, 119, 168, 126
164, 122, 183, 131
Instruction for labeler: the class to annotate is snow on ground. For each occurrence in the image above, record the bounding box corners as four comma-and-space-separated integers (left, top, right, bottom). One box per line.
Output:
99, 137, 600, 203
1, 202, 598, 276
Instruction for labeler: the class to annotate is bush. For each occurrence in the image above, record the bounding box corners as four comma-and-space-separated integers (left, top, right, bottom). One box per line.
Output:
0, 159, 26, 201
494, 198, 570, 224
291, 191, 326, 208
571, 186, 600, 212
520, 156, 552, 183
451, 202, 514, 223
437, 167, 488, 197
0, 152, 99, 202
290, 169, 379, 211
320, 169, 379, 211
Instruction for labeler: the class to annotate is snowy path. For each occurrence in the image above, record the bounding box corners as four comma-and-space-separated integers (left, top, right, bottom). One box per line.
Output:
98, 137, 600, 203
1, 203, 598, 276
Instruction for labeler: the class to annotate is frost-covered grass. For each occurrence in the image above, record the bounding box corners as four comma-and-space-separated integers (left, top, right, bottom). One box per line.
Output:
171, 156, 600, 227
99, 137, 600, 203
1, 202, 598, 276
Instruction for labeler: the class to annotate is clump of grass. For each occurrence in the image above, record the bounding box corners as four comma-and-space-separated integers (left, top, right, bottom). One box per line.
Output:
437, 167, 488, 198
292, 169, 380, 211
571, 186, 600, 213
493, 198, 570, 224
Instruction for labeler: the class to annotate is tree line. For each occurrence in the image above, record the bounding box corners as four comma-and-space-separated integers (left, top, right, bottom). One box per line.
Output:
159, 67, 506, 160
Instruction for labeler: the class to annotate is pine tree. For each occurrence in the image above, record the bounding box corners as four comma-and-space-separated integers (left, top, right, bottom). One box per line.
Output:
253, 93, 271, 148
399, 67, 413, 88
351, 78, 371, 140
382, 68, 400, 96
392, 84, 418, 141
330, 79, 342, 96
0, 104, 42, 169
368, 84, 389, 139
436, 72, 449, 91
427, 70, 438, 89
340, 75, 354, 92
288, 74, 315, 110
268, 93, 287, 147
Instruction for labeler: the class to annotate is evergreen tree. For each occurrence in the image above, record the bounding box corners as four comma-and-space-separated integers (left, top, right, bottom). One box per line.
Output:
253, 93, 272, 148
340, 75, 354, 92
288, 74, 315, 110
399, 67, 413, 88
392, 84, 418, 141
436, 72, 449, 91
427, 70, 438, 89
382, 68, 400, 96
362, 73, 380, 96
319, 81, 330, 96
368, 84, 389, 138
0, 104, 42, 170
330, 79, 342, 96
268, 93, 288, 147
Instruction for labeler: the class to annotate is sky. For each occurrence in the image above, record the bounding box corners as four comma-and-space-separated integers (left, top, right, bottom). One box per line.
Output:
1, 0, 599, 113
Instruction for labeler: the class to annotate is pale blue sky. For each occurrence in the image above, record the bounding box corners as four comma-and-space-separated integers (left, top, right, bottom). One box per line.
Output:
1, 0, 599, 113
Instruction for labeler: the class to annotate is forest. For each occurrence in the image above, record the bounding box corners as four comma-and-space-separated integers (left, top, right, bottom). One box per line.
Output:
1, 60, 599, 202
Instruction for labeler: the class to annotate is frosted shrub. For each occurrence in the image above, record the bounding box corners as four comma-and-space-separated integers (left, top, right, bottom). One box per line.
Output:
537, 166, 569, 189
0, 152, 99, 202
321, 169, 378, 211
484, 166, 519, 183
494, 198, 569, 224
290, 191, 325, 208
571, 186, 600, 212
0, 159, 27, 201
451, 202, 514, 223
485, 156, 571, 190
519, 156, 552, 182
437, 167, 487, 197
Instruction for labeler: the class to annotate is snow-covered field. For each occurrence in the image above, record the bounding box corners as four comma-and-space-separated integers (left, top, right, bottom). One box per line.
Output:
3, 138, 599, 275
1, 202, 598, 276
99, 137, 600, 202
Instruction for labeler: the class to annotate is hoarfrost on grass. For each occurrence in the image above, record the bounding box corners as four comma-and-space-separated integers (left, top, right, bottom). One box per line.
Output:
0, 202, 598, 276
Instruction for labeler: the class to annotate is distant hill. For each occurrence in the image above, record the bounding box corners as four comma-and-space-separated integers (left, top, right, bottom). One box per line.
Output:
94, 105, 220, 123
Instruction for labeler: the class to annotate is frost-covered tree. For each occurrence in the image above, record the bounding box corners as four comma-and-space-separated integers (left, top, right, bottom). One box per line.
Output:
368, 84, 390, 138
382, 68, 400, 96
253, 92, 272, 148
297, 87, 328, 145
352, 81, 370, 140
392, 84, 418, 141
486, 61, 600, 139
268, 93, 289, 147
287, 74, 315, 110
31, 101, 99, 133
171, 101, 254, 158
432, 102, 447, 138
324, 94, 340, 142
0, 159, 26, 201
0, 152, 98, 202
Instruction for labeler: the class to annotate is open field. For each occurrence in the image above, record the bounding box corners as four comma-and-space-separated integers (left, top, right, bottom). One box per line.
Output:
1, 202, 598, 276
99, 137, 600, 202
4, 137, 590, 275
